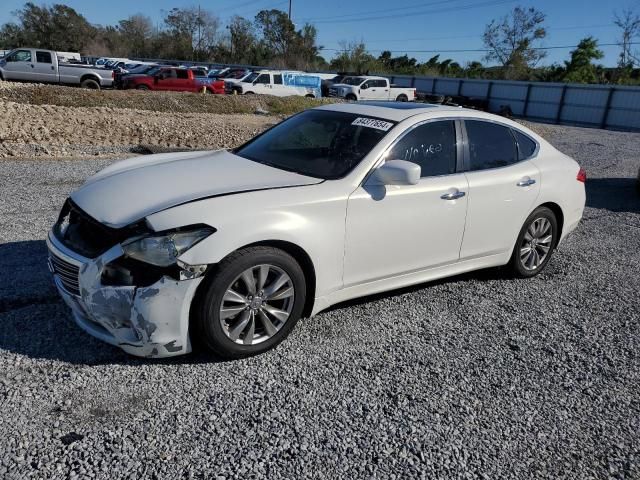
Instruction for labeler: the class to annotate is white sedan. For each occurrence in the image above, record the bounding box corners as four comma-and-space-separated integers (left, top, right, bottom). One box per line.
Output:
47, 102, 586, 358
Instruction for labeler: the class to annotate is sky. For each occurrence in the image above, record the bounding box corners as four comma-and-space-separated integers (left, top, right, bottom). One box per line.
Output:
0, 0, 636, 66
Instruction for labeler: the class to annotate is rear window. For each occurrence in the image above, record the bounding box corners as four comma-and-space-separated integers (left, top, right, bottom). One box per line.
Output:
36, 51, 52, 63
235, 110, 395, 179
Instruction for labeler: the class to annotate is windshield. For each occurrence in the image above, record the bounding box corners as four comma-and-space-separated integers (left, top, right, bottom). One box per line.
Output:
234, 110, 396, 179
243, 72, 259, 83
342, 77, 365, 85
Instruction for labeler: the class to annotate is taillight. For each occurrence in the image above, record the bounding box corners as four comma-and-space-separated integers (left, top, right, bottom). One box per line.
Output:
577, 167, 587, 183
112, 71, 115, 79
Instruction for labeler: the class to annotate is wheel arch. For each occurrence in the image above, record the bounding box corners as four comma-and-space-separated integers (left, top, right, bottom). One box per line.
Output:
198, 239, 317, 319
80, 73, 100, 84
537, 201, 564, 246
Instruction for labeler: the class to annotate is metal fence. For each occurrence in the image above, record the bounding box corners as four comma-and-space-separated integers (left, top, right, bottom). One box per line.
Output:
386, 74, 640, 132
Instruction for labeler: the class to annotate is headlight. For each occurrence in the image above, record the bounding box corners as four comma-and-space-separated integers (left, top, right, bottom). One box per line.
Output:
122, 226, 214, 267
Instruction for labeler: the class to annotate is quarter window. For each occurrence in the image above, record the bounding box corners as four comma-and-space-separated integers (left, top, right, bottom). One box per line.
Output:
465, 120, 518, 171
36, 51, 52, 63
273, 74, 283, 85
387, 121, 457, 177
512, 129, 537, 160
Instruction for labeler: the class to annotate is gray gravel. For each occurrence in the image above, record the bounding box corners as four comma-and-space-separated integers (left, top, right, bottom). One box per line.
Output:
0, 123, 639, 479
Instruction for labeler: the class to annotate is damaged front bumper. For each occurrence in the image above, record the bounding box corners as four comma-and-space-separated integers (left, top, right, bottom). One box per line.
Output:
46, 231, 203, 358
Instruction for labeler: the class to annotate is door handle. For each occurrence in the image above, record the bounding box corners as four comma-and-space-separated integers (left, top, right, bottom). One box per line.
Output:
517, 178, 536, 187
440, 190, 466, 200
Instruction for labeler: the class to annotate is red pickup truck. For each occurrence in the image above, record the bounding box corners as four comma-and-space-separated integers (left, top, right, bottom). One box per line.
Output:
121, 67, 224, 94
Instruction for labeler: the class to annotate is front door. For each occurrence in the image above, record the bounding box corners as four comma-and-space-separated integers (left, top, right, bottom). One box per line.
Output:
459, 119, 541, 260
2, 49, 35, 81
344, 120, 468, 286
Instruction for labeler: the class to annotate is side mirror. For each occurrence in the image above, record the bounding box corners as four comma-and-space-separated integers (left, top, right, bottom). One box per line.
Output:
367, 160, 420, 186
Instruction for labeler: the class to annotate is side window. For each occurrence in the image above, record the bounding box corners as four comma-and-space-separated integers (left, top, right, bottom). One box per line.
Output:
465, 120, 517, 171
36, 51, 52, 63
512, 129, 537, 160
374, 79, 387, 88
176, 70, 189, 79
273, 74, 283, 85
7, 50, 32, 62
256, 74, 270, 84
387, 121, 457, 177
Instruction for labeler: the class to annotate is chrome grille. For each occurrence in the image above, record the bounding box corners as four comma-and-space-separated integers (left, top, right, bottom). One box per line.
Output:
49, 252, 81, 296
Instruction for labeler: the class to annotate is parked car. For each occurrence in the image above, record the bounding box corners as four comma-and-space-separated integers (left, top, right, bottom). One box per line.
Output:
0, 48, 114, 89
236, 70, 322, 97
113, 63, 160, 89
47, 102, 586, 359
224, 71, 255, 94
329, 76, 416, 101
121, 67, 224, 94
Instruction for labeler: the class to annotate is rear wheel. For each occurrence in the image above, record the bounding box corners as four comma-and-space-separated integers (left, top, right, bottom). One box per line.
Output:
80, 78, 100, 89
136, 85, 150, 90
509, 206, 558, 277
193, 247, 306, 358
396, 94, 408, 102
305, 94, 315, 98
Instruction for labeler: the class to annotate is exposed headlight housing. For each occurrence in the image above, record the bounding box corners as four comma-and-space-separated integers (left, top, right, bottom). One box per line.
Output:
122, 226, 215, 267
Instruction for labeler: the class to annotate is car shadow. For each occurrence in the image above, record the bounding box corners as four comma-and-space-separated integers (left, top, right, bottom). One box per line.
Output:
0, 240, 224, 365
585, 177, 640, 213
1, 176, 636, 364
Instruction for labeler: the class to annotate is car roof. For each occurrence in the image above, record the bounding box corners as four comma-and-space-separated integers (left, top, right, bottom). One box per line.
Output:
316, 102, 463, 122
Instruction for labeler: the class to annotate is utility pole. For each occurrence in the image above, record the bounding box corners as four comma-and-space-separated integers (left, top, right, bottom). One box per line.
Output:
288, 0, 292, 20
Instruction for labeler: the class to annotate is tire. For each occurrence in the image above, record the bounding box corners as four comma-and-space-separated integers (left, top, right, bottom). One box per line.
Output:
345, 94, 357, 101
305, 94, 315, 98
244, 91, 255, 95
508, 206, 558, 278
193, 246, 307, 359
80, 78, 100, 89
136, 85, 150, 90
396, 94, 408, 102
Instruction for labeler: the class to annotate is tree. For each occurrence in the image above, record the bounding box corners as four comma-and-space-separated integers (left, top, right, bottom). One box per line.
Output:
614, 9, 640, 68
163, 7, 220, 61
483, 6, 547, 80
0, 2, 95, 52
563, 37, 604, 84
118, 14, 154, 58
329, 42, 376, 73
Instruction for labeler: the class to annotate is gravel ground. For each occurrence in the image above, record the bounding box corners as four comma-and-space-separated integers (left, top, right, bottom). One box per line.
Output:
0, 123, 639, 479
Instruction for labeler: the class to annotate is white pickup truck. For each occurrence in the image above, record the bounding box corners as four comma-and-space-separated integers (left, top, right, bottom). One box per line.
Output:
328, 75, 416, 102
0, 48, 114, 89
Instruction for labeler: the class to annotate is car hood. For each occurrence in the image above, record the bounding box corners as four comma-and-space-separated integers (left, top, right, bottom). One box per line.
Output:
71, 150, 322, 228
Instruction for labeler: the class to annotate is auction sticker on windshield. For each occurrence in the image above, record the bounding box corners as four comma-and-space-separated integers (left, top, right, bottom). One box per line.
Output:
351, 117, 394, 131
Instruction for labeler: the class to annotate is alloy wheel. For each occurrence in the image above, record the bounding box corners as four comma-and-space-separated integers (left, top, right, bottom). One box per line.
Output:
219, 264, 295, 345
519, 217, 553, 271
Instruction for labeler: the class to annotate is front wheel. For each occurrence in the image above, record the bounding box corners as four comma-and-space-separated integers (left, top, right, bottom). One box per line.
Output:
509, 207, 558, 277
136, 85, 150, 90
345, 94, 357, 101
193, 247, 306, 358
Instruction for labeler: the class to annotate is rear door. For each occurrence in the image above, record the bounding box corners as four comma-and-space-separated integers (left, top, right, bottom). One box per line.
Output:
2, 49, 35, 80
460, 119, 541, 260
33, 50, 57, 83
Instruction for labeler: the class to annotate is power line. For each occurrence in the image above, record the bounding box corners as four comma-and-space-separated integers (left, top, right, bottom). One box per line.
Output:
310, 0, 517, 24
297, 0, 466, 23
320, 41, 637, 54
320, 24, 616, 46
